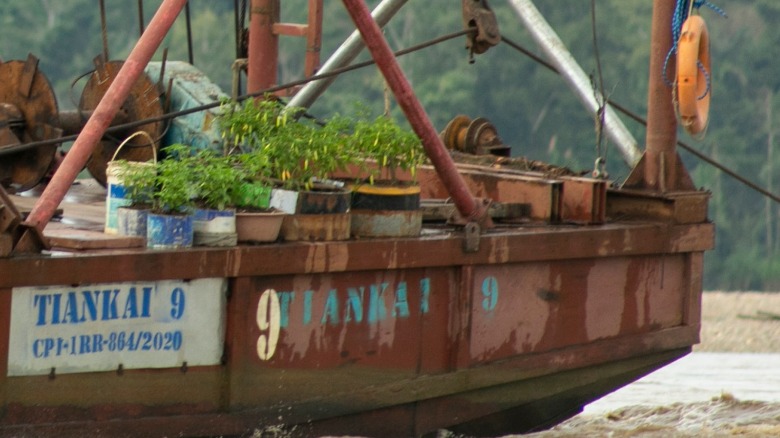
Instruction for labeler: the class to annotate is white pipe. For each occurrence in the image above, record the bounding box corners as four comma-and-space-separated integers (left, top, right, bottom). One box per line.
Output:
508, 0, 642, 166
286, 0, 409, 111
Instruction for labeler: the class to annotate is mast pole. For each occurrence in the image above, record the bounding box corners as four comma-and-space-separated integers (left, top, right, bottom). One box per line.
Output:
644, 0, 680, 191
247, 0, 279, 94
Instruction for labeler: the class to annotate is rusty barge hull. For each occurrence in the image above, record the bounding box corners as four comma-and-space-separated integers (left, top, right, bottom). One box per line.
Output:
0, 187, 712, 437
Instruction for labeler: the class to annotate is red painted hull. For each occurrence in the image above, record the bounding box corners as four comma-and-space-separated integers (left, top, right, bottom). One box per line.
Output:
0, 181, 713, 436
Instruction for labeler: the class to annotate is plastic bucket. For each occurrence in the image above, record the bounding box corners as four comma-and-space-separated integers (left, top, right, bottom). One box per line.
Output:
147, 212, 194, 249
193, 208, 237, 247
105, 164, 132, 234
117, 206, 149, 238
104, 131, 156, 234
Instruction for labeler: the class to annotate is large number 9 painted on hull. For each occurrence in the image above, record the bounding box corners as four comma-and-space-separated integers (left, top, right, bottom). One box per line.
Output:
256, 289, 281, 361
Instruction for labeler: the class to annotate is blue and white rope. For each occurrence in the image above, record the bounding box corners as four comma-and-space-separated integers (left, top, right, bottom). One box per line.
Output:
662, 0, 725, 96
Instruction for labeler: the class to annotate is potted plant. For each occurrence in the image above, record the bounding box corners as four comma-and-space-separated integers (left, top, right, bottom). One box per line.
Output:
273, 115, 356, 241
146, 144, 197, 249
350, 115, 427, 238
112, 158, 156, 238
226, 152, 286, 243
218, 99, 354, 241
233, 151, 273, 210
352, 116, 425, 237
189, 149, 243, 247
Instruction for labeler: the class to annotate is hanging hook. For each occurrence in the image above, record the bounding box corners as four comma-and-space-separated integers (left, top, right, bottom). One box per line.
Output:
462, 0, 501, 60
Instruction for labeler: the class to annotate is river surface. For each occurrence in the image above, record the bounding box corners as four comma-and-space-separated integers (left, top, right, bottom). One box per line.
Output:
515, 352, 780, 437
307, 353, 780, 437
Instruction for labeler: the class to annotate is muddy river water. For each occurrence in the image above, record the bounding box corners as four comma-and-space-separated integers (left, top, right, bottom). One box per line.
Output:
516, 352, 780, 437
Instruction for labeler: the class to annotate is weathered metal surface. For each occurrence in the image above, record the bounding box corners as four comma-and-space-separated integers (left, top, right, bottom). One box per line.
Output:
350, 209, 423, 237
441, 115, 511, 156
0, 220, 714, 289
247, 0, 279, 94
418, 165, 563, 222
607, 189, 710, 224
0, 173, 713, 436
462, 0, 501, 56
0, 223, 708, 436
449, 162, 608, 223
622, 1, 696, 193
280, 212, 351, 241
421, 199, 531, 222
80, 59, 163, 186
0, 55, 61, 192
145, 61, 227, 151
467, 255, 686, 364
0, 185, 48, 256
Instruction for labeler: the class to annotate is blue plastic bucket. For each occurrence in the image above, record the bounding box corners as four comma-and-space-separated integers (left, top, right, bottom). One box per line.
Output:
146, 212, 193, 249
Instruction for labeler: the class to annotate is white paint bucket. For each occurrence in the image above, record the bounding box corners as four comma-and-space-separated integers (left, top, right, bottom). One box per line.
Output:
104, 131, 156, 234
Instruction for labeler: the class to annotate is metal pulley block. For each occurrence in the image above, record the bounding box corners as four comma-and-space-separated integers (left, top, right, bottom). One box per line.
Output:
462, 0, 501, 59
0, 54, 62, 192
79, 56, 164, 186
440, 115, 511, 157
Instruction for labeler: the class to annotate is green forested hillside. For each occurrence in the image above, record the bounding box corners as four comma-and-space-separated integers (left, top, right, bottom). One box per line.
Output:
1, 0, 777, 290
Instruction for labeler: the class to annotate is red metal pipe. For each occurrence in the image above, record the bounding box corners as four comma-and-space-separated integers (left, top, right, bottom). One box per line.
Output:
247, 0, 279, 94
304, 0, 323, 78
644, 0, 678, 191
340, 0, 490, 225
25, 0, 188, 229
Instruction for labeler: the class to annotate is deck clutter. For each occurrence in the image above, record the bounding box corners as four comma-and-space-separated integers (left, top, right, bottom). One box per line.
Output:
0, 1, 717, 437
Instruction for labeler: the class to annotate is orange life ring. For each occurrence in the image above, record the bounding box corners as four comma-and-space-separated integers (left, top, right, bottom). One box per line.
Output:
676, 15, 711, 136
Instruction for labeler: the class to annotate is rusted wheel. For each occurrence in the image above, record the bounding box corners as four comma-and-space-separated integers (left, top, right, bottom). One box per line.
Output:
80, 59, 164, 186
440, 115, 471, 151
465, 117, 499, 154
0, 54, 61, 191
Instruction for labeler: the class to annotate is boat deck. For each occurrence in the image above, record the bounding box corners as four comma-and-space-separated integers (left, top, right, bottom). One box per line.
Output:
11, 179, 146, 251
0, 172, 716, 437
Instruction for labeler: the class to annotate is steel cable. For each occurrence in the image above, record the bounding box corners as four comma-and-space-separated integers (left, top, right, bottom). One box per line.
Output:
1, 28, 474, 157
501, 34, 780, 204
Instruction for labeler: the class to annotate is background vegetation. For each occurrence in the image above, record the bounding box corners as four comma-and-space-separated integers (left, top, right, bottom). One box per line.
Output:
1, 0, 777, 290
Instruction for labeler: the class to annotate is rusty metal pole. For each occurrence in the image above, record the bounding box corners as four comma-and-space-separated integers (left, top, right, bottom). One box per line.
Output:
25, 0, 188, 229
340, 0, 490, 226
247, 0, 279, 94
644, 0, 678, 192
304, 0, 323, 78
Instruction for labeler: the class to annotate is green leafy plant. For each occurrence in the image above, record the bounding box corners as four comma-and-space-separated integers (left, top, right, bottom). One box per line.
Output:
152, 144, 196, 214
217, 98, 356, 191
218, 97, 287, 154
192, 149, 242, 211
112, 159, 156, 207
353, 115, 425, 185
304, 114, 357, 188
